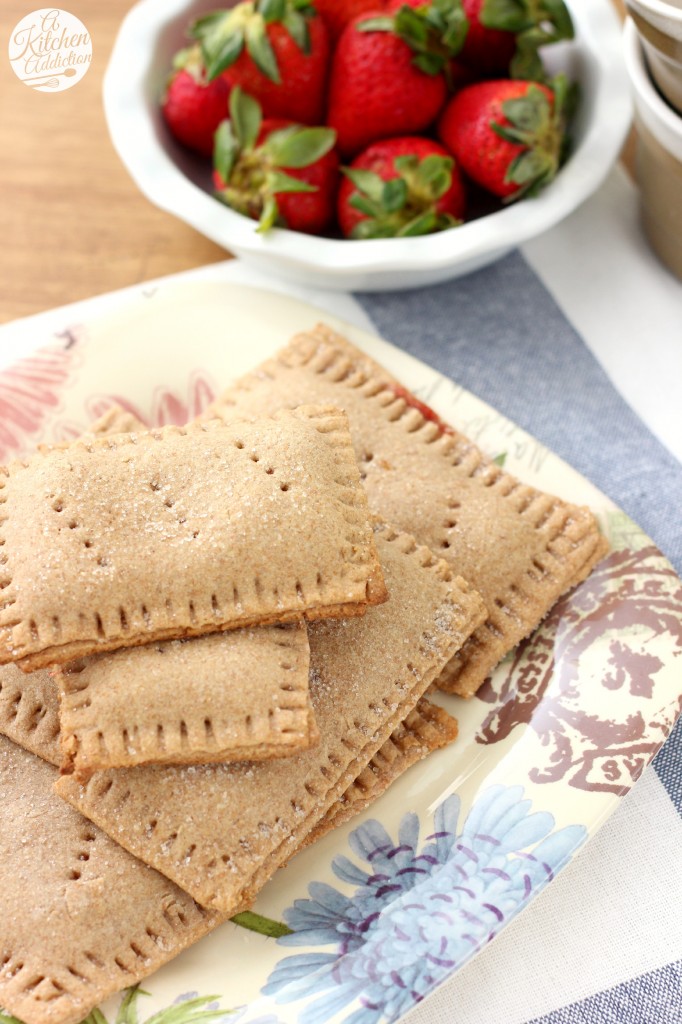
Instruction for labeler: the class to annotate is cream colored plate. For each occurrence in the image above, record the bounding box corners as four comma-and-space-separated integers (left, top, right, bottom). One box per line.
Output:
1, 280, 680, 1024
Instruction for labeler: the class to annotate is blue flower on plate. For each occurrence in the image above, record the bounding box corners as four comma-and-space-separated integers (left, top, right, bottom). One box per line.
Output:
263, 785, 586, 1024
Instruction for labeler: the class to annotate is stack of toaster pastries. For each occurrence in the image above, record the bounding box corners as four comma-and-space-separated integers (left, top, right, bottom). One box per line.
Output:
0, 326, 608, 1024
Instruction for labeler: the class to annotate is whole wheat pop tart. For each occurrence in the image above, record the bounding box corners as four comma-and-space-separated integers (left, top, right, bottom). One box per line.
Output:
0, 735, 220, 1024
204, 324, 609, 698
0, 662, 62, 767
0, 405, 386, 671
57, 623, 315, 777
56, 521, 487, 914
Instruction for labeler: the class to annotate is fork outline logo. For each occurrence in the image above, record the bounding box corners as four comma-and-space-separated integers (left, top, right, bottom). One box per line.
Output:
8, 8, 92, 92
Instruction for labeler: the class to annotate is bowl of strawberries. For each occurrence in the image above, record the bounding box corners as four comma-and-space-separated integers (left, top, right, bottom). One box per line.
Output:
103, 0, 631, 291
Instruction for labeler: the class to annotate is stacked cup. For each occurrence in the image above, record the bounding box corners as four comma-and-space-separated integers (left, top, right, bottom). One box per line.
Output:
624, 2, 682, 280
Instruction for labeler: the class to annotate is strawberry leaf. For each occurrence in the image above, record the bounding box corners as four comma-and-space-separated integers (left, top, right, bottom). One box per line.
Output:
266, 127, 336, 167
400, 209, 440, 236
393, 155, 419, 175
392, 0, 468, 71
282, 9, 311, 52
357, 15, 395, 32
382, 177, 408, 212
229, 87, 262, 151
481, 0, 530, 33
352, 220, 399, 239
213, 120, 240, 182
204, 28, 245, 80
260, 0, 286, 20
342, 168, 386, 204
350, 194, 382, 217
502, 89, 550, 132
414, 52, 446, 75
267, 169, 317, 193
509, 39, 546, 80
506, 148, 549, 185
245, 17, 281, 82
415, 154, 454, 198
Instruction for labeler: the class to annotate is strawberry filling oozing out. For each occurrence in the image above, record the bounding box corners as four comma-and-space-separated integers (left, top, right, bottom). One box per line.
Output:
387, 384, 456, 436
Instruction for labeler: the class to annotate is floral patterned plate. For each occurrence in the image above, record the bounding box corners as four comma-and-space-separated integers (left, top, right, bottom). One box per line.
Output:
1, 278, 681, 1024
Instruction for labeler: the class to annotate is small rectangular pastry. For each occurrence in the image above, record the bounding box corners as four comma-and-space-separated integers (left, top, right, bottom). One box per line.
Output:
56, 623, 316, 777
0, 405, 386, 670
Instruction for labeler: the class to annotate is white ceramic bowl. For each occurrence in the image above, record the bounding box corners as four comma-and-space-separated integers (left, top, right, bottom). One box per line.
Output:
104, 0, 632, 292
624, 16, 682, 161
623, 17, 682, 279
626, 0, 682, 113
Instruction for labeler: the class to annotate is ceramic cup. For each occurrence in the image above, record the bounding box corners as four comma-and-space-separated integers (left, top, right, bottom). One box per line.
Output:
624, 17, 682, 281
626, 0, 682, 113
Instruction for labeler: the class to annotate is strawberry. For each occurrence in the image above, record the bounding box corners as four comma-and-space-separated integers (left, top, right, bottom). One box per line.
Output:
191, 0, 330, 125
438, 76, 568, 200
338, 136, 465, 238
212, 87, 338, 234
327, 3, 466, 157
314, 0, 387, 42
459, 0, 574, 80
386, 0, 573, 80
161, 47, 232, 156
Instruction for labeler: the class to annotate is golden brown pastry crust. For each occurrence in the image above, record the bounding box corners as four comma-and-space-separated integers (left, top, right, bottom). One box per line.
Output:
0, 406, 386, 670
57, 623, 316, 777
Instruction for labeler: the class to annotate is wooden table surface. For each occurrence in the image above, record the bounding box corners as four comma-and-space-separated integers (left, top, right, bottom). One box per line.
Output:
0, 1, 629, 325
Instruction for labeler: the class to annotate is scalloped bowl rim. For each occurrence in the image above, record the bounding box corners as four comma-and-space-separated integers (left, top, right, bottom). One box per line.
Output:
103, 0, 632, 281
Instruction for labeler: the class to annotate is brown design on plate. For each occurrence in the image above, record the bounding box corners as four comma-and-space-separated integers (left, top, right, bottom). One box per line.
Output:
476, 545, 682, 794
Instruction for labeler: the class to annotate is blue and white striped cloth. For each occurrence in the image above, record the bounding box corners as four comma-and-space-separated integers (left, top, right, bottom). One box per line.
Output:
224, 164, 682, 1023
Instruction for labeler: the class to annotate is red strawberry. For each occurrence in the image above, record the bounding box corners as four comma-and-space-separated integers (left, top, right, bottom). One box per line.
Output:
458, 0, 516, 77
212, 88, 339, 234
161, 47, 231, 156
326, 3, 467, 157
459, 0, 574, 80
438, 77, 568, 200
338, 136, 465, 238
191, 1, 330, 125
314, 0, 387, 41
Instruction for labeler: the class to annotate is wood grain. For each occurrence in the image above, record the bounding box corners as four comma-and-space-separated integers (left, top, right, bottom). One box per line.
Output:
0, 1, 629, 325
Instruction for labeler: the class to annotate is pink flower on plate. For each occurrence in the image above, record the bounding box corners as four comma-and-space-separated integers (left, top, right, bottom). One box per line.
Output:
0, 335, 81, 461
83, 370, 218, 429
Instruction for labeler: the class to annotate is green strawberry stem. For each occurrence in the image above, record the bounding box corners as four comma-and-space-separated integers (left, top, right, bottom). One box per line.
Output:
491, 75, 568, 200
192, 0, 316, 82
359, 0, 468, 75
213, 87, 335, 230
344, 153, 461, 238
481, 0, 574, 81
231, 910, 293, 937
